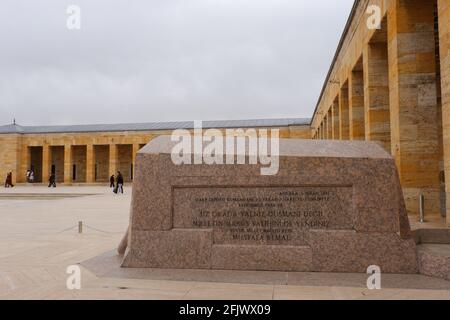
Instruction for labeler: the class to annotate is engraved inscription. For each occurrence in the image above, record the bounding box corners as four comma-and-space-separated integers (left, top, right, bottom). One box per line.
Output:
173, 186, 353, 245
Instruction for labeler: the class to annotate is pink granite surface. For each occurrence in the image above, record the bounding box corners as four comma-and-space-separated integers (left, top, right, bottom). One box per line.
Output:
121, 137, 417, 273
417, 244, 450, 280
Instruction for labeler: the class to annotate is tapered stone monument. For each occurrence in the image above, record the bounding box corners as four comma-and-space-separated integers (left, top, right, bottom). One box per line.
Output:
119, 136, 417, 273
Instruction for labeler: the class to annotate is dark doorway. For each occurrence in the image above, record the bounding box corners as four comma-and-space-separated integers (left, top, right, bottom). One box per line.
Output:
29, 146, 43, 182
72, 164, 77, 181
50, 146, 64, 182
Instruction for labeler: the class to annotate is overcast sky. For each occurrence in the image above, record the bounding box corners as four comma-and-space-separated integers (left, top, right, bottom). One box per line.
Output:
0, 0, 354, 126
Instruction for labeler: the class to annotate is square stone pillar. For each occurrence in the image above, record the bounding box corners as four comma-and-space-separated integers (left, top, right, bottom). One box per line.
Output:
332, 99, 339, 140
132, 143, 140, 180
438, 0, 450, 224
339, 85, 350, 140
19, 144, 29, 183
42, 144, 50, 184
327, 110, 332, 139
86, 144, 95, 183
63, 144, 72, 184
388, 0, 442, 218
363, 39, 391, 152
109, 144, 118, 177
349, 68, 365, 140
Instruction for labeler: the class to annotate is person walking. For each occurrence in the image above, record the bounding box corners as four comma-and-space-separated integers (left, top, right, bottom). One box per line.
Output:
29, 170, 35, 183
4, 172, 13, 188
48, 173, 56, 188
116, 171, 124, 194
9, 172, 14, 187
26, 169, 31, 183
109, 174, 115, 188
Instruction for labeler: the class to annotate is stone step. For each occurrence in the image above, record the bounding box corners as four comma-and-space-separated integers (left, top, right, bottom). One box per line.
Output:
413, 228, 450, 245
417, 244, 450, 281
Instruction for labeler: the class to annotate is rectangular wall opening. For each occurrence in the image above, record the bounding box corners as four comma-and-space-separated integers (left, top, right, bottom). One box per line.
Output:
117, 144, 133, 182
71, 146, 86, 183
28, 146, 43, 183
94, 145, 109, 182
50, 146, 64, 183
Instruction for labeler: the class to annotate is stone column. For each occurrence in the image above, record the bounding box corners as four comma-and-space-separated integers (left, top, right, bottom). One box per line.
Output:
63, 144, 72, 184
327, 110, 332, 139
86, 144, 95, 183
388, 0, 442, 217
339, 85, 350, 140
349, 67, 365, 140
42, 144, 50, 184
363, 39, 391, 152
132, 143, 140, 180
322, 122, 325, 139
20, 144, 29, 183
438, 0, 450, 224
109, 144, 118, 177
332, 100, 339, 140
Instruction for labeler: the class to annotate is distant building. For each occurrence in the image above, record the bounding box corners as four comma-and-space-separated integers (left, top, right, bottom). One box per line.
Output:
0, 118, 310, 185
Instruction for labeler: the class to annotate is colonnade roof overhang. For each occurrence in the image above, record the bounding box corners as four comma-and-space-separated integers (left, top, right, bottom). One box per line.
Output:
310, 0, 360, 128
0, 118, 311, 135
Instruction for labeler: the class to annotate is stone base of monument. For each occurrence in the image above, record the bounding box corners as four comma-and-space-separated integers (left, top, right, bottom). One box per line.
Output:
120, 137, 418, 274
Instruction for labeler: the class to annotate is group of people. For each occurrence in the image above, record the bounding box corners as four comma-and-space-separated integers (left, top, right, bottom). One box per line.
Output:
5, 170, 124, 191
110, 171, 124, 194
26, 169, 35, 183
4, 172, 14, 188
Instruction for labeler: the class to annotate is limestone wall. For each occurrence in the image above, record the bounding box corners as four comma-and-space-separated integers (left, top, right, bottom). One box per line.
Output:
439, 0, 450, 223
0, 134, 20, 185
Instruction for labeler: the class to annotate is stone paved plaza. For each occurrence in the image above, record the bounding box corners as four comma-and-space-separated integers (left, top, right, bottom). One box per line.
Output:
0, 186, 449, 300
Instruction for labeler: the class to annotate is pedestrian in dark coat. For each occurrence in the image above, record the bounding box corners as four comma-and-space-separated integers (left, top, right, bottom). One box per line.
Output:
4, 172, 13, 188
116, 171, 124, 194
48, 173, 56, 188
9, 172, 14, 187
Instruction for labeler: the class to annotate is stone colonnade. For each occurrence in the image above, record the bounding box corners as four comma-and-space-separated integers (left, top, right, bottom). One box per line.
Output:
25, 143, 146, 184
312, 0, 449, 224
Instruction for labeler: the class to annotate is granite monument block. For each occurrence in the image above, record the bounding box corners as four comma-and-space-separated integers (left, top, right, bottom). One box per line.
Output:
119, 136, 417, 273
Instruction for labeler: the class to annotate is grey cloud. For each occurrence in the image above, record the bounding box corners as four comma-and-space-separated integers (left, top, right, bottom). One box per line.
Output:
0, 0, 354, 125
